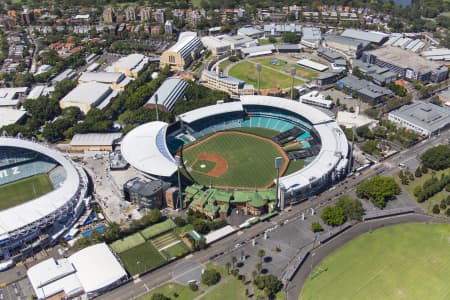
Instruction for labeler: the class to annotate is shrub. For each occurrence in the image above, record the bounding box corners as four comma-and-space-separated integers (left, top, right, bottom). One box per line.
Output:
446, 208, 450, 217
432, 204, 441, 214
189, 282, 198, 291
173, 217, 186, 227
201, 269, 221, 286
440, 200, 447, 210
311, 222, 324, 232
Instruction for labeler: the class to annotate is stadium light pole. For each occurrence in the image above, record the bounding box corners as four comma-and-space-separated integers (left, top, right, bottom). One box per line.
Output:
275, 157, 283, 210
290, 66, 296, 100
175, 155, 182, 210
155, 94, 159, 121
256, 63, 262, 95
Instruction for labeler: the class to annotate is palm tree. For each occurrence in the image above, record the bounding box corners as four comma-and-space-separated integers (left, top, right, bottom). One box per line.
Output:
225, 262, 231, 275
256, 262, 262, 274
231, 256, 237, 269
257, 249, 265, 263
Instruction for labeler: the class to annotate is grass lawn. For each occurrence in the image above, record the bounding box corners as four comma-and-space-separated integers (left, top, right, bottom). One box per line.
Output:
0, 174, 53, 210
110, 232, 146, 254
285, 159, 305, 176
163, 241, 190, 259
228, 61, 304, 90
300, 223, 450, 300
140, 219, 177, 240
118, 241, 167, 276
137, 282, 201, 300
182, 132, 287, 188
174, 223, 194, 235
396, 168, 450, 215
219, 59, 234, 72
232, 127, 279, 139
253, 57, 320, 80
201, 277, 247, 300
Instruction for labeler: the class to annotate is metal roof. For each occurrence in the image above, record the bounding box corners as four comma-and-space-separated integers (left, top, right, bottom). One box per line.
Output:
78, 72, 125, 84
0, 108, 26, 127
341, 29, 388, 44
297, 59, 328, 71
70, 133, 122, 146
145, 78, 189, 112
61, 82, 111, 105
241, 44, 275, 55
389, 102, 450, 133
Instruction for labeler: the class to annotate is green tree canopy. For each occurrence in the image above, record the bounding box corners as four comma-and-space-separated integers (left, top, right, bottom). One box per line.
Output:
421, 145, 450, 171
321, 205, 345, 226
201, 269, 221, 286
336, 195, 365, 221
356, 176, 400, 208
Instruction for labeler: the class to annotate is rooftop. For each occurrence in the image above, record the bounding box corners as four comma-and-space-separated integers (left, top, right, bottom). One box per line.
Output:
389, 102, 450, 133
324, 34, 370, 48
70, 133, 122, 146
0, 108, 26, 127
145, 78, 189, 112
125, 177, 163, 196
338, 75, 393, 99
367, 46, 444, 73
61, 82, 111, 105
78, 72, 125, 84
341, 29, 388, 44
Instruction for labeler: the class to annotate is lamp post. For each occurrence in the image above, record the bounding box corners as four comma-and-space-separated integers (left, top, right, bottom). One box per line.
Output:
275, 157, 283, 210
256, 63, 262, 95
290, 66, 296, 100
175, 155, 182, 210
154, 94, 159, 121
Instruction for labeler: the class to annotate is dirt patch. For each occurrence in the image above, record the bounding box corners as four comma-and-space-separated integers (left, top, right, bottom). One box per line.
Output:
196, 153, 228, 177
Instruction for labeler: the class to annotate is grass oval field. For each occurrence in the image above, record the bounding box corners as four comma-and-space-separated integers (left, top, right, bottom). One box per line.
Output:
300, 223, 450, 300
182, 131, 288, 188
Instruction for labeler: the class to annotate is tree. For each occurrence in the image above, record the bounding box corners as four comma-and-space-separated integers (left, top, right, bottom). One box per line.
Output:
446, 208, 450, 217
311, 222, 323, 232
321, 206, 346, 226
257, 249, 265, 262
335, 195, 365, 221
151, 293, 170, 300
432, 204, 440, 214
440, 199, 447, 210
225, 262, 231, 275
421, 145, 450, 171
201, 269, 221, 286
255, 262, 263, 274
415, 167, 422, 178
189, 282, 198, 291
192, 219, 209, 234
254, 275, 283, 298
231, 256, 237, 268
356, 176, 401, 208
281, 32, 301, 44
173, 217, 186, 227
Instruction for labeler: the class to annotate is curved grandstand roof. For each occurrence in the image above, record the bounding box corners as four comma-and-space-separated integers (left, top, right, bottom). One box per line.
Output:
239, 96, 348, 191
0, 137, 81, 237
120, 121, 178, 177
178, 101, 244, 124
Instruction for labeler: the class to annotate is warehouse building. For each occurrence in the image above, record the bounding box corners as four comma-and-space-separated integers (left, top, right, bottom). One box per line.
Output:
59, 82, 112, 114
200, 69, 254, 97
352, 60, 398, 86
362, 46, 448, 83
0, 87, 28, 108
26, 85, 54, 100
144, 78, 189, 112
0, 107, 27, 128
78, 71, 128, 90
336, 75, 393, 102
237, 26, 264, 38
322, 35, 370, 58
340, 29, 388, 45
388, 102, 450, 137
421, 49, 450, 61
160, 31, 203, 70
106, 53, 148, 77
69, 133, 122, 152
201, 36, 231, 55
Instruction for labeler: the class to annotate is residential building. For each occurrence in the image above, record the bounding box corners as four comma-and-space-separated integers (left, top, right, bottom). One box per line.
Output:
159, 32, 203, 70
140, 7, 151, 22
124, 7, 136, 21
200, 69, 254, 97
164, 20, 173, 34
388, 102, 450, 137
153, 9, 165, 24
102, 7, 114, 24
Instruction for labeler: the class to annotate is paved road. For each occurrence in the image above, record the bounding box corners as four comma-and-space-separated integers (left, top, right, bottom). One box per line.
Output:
286, 214, 450, 300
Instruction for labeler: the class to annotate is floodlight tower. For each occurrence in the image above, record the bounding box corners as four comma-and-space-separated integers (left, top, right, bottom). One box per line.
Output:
290, 66, 296, 100
275, 157, 283, 210
175, 155, 182, 210
256, 63, 262, 95
155, 94, 159, 121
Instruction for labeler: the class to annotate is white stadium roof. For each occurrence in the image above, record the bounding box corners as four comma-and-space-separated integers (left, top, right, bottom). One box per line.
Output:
179, 101, 244, 124
28, 243, 127, 299
120, 121, 178, 177
0, 138, 81, 237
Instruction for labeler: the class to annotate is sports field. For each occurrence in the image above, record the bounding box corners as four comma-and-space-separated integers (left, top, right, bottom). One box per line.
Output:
228, 61, 304, 90
182, 131, 288, 188
0, 174, 53, 211
300, 223, 450, 300
252, 57, 320, 80
110, 232, 145, 253
140, 218, 176, 240
118, 240, 167, 276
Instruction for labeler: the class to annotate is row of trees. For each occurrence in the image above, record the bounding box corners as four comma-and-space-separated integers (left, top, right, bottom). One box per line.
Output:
413, 173, 450, 203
